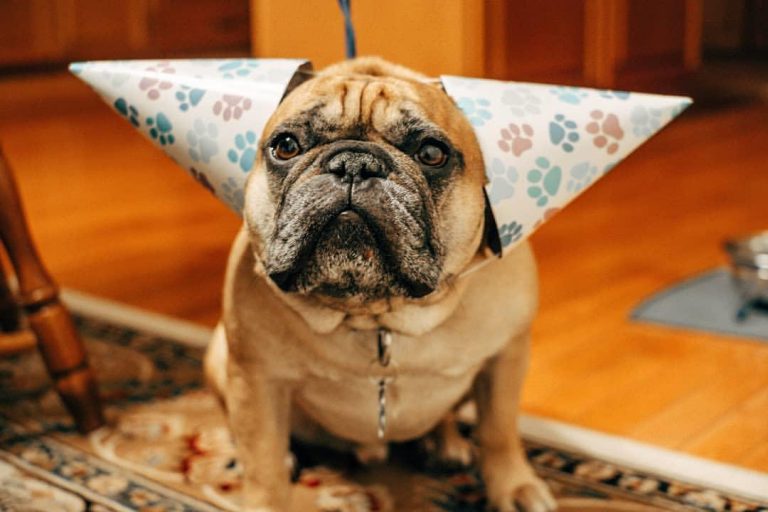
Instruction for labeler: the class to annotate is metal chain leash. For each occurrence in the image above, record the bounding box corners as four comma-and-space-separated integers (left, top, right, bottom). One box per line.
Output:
375, 328, 393, 439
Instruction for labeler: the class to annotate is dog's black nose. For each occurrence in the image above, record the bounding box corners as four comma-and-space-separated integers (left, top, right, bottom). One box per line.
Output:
326, 150, 388, 183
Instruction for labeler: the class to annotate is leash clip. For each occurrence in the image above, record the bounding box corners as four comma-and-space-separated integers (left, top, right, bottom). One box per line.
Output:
377, 327, 392, 367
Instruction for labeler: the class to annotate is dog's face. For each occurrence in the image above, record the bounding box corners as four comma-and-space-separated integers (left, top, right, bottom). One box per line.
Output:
244, 59, 487, 306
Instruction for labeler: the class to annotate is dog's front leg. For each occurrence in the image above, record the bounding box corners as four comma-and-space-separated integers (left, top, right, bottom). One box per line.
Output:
474, 331, 557, 512
226, 362, 292, 512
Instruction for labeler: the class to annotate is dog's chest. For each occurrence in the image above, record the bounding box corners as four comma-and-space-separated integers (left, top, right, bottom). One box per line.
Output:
297, 367, 479, 443
294, 329, 490, 443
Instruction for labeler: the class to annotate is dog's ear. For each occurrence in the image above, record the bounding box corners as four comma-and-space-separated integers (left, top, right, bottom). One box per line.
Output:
70, 58, 311, 215
440, 75, 691, 255
282, 62, 315, 100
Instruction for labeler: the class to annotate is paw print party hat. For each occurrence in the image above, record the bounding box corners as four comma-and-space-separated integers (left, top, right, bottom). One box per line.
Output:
72, 59, 690, 257
70, 59, 311, 212
440, 76, 691, 254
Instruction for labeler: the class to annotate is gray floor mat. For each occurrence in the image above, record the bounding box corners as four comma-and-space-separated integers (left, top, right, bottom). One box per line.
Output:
631, 269, 768, 342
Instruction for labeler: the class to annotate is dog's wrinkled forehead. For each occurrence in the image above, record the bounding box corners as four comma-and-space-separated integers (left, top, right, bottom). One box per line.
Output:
265, 75, 463, 148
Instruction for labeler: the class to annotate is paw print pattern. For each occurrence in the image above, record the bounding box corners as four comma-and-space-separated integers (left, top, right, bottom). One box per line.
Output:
221, 177, 245, 212
82, 60, 134, 87
527, 157, 562, 207
218, 60, 260, 79
567, 162, 598, 193
498, 123, 533, 156
213, 95, 253, 122
456, 97, 492, 126
92, 66, 130, 88
106, 71, 130, 88
599, 90, 631, 100
175, 86, 206, 111
146, 113, 175, 146
190, 167, 215, 194
187, 119, 219, 163
550, 86, 589, 105
444, 76, 481, 90
548, 114, 579, 152
138, 62, 175, 100
227, 131, 258, 172
630, 105, 663, 137
501, 87, 542, 116
113, 98, 140, 127
487, 158, 518, 205
498, 222, 523, 248
586, 110, 624, 155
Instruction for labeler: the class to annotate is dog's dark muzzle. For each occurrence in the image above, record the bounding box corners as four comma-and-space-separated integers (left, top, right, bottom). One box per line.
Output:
266, 140, 442, 299
320, 141, 396, 200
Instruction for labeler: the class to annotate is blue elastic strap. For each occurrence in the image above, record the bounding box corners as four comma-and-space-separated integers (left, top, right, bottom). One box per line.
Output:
337, 0, 357, 59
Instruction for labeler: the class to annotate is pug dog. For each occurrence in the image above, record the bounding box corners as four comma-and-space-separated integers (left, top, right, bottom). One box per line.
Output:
204, 57, 557, 512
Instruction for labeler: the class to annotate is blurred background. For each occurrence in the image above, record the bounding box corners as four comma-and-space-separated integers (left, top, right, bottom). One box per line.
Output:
1, 0, 766, 90
0, 0, 767, 473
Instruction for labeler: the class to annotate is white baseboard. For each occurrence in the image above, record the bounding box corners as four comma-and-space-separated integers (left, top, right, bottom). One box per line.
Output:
519, 415, 768, 502
62, 289, 212, 347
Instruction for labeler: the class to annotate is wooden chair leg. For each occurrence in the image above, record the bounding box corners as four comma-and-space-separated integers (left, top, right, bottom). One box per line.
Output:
0, 147, 104, 433
0, 259, 20, 332
27, 300, 104, 432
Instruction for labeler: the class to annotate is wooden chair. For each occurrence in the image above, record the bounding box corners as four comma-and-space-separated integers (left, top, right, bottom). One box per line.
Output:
0, 147, 104, 433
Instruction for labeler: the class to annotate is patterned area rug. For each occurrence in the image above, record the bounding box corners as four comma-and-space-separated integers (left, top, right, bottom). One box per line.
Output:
0, 301, 766, 512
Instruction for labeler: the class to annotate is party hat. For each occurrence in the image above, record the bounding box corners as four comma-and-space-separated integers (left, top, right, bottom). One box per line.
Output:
440, 76, 691, 255
70, 58, 311, 212
72, 59, 691, 257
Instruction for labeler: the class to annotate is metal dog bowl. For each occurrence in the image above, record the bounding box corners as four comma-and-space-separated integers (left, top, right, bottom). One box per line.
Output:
723, 231, 768, 320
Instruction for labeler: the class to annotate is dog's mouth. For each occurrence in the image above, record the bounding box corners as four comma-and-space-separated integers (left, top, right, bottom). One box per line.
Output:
334, 208, 364, 226
264, 171, 442, 300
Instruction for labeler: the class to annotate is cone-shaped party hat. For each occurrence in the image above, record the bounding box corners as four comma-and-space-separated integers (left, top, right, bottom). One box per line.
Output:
71, 59, 691, 256
70, 59, 311, 212
440, 76, 691, 254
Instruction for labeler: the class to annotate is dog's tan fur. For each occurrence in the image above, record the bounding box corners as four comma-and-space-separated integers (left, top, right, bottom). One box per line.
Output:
205, 58, 556, 512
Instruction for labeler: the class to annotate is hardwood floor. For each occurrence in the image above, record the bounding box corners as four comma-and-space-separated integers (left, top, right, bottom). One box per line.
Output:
1, 71, 767, 474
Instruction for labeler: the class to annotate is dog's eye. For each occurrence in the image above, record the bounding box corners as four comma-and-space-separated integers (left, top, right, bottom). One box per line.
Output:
415, 141, 448, 167
271, 135, 301, 160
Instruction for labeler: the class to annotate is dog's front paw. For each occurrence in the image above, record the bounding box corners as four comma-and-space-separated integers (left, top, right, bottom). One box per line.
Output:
482, 454, 557, 512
